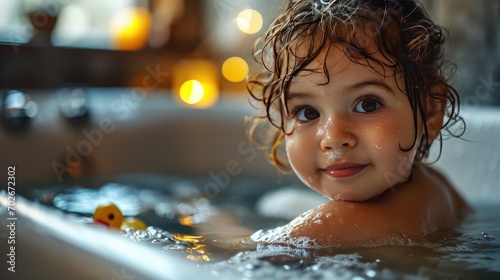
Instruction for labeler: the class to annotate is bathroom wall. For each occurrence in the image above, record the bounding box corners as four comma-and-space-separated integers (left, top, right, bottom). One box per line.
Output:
1, 89, 281, 191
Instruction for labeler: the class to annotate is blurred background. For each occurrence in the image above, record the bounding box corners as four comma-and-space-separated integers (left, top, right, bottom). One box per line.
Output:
0, 0, 280, 91
0, 0, 499, 189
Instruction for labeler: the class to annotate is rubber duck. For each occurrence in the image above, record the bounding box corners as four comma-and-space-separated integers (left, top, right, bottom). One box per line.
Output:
93, 203, 147, 230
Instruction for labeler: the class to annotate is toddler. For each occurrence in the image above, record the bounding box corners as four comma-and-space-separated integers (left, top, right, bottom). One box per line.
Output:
246, 0, 469, 246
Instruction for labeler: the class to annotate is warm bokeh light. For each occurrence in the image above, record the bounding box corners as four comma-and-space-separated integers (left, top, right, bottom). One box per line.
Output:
236, 9, 263, 34
179, 80, 204, 105
222, 57, 249, 82
173, 59, 219, 108
110, 8, 151, 51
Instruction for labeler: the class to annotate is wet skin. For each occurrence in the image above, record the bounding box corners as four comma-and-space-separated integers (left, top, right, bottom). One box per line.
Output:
271, 44, 468, 246
284, 166, 468, 246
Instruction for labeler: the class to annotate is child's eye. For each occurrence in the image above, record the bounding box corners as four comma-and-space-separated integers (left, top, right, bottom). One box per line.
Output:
354, 96, 383, 113
295, 106, 320, 121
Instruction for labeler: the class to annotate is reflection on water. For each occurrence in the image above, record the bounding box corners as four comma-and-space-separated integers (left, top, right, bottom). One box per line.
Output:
32, 180, 500, 279
121, 226, 211, 262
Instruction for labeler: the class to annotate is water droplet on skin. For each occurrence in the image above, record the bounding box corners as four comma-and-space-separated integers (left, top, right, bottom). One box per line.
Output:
313, 212, 323, 222
375, 143, 382, 151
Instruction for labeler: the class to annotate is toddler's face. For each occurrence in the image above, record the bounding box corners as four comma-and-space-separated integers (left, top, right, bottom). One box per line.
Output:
284, 45, 423, 201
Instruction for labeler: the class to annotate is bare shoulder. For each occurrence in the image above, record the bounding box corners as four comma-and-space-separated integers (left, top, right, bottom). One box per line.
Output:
280, 166, 468, 246
419, 165, 469, 213
284, 199, 408, 246
410, 166, 470, 227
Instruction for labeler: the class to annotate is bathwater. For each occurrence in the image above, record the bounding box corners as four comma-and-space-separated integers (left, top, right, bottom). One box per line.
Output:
29, 177, 500, 280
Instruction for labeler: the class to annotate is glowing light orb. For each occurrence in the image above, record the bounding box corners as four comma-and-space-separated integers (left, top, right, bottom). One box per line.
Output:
110, 8, 151, 51
179, 80, 205, 105
236, 9, 263, 34
222, 57, 249, 82
173, 59, 219, 108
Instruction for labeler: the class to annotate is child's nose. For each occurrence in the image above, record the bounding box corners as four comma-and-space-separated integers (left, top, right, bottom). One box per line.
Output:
319, 117, 357, 151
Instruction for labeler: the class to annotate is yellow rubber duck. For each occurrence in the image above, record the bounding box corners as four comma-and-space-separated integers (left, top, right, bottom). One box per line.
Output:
93, 203, 147, 230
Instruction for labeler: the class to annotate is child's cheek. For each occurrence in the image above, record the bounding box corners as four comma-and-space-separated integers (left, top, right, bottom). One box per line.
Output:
285, 134, 316, 186
285, 134, 305, 168
360, 123, 398, 152
375, 129, 419, 186
284, 118, 296, 134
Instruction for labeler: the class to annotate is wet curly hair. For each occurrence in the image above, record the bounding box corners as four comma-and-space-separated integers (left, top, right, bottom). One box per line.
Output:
246, 0, 464, 172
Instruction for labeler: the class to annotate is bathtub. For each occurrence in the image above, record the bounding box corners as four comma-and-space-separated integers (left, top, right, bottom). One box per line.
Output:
0, 88, 280, 280
1, 88, 499, 279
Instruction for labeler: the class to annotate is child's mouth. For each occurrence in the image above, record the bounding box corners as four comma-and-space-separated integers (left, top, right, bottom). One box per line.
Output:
323, 163, 367, 178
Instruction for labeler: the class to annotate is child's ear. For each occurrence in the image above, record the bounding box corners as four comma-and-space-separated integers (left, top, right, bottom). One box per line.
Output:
425, 82, 447, 142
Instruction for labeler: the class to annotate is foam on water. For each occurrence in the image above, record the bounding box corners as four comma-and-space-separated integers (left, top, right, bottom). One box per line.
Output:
122, 226, 212, 261
205, 249, 419, 280
31, 182, 500, 279
250, 224, 326, 252
236, 206, 500, 279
